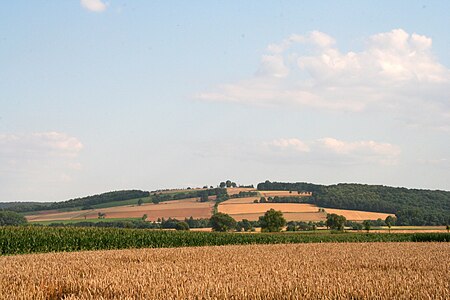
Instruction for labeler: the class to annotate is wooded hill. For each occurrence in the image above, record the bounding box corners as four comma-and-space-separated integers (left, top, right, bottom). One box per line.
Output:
257, 181, 450, 226
0, 190, 150, 213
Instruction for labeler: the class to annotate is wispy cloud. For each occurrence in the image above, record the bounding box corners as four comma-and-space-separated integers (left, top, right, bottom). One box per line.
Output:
0, 132, 84, 189
80, 0, 107, 12
198, 29, 450, 131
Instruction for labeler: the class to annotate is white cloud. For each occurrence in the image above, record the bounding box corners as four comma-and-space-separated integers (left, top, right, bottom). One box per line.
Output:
198, 29, 450, 130
0, 132, 83, 158
267, 137, 400, 165
269, 138, 311, 152
80, 0, 107, 12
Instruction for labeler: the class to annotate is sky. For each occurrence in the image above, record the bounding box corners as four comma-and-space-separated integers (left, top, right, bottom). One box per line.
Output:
1, 1, 449, 201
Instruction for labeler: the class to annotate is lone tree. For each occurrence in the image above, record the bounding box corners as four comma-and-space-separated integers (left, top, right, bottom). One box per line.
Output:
385, 216, 396, 233
363, 220, 371, 233
210, 212, 236, 232
326, 213, 346, 231
137, 198, 143, 206
259, 209, 286, 232
0, 211, 27, 226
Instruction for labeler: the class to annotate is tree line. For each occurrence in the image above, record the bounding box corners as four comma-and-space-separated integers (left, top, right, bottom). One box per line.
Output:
257, 181, 450, 226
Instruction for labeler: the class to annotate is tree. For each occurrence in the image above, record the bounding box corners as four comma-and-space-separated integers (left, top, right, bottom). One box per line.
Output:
175, 221, 190, 231
97, 212, 106, 219
137, 198, 143, 206
363, 220, 371, 233
326, 214, 346, 231
231, 182, 237, 188
152, 197, 160, 205
253, 199, 259, 203
385, 216, 396, 233
446, 225, 449, 233
259, 197, 267, 203
200, 192, 209, 202
225, 180, 232, 188
259, 209, 286, 232
210, 213, 236, 232
240, 219, 253, 231
142, 214, 148, 221
0, 211, 27, 226
219, 182, 226, 188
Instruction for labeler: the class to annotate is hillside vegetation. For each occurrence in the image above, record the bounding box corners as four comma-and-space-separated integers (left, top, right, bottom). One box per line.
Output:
257, 181, 450, 226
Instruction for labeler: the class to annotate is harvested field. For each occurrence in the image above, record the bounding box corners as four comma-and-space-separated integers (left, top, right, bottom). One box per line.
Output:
324, 208, 394, 221
219, 203, 320, 215
27, 198, 214, 222
260, 190, 312, 197
218, 202, 325, 221
1, 243, 448, 299
230, 212, 326, 222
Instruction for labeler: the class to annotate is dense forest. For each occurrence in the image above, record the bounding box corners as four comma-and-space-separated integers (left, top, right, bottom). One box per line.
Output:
257, 181, 450, 226
0, 190, 150, 213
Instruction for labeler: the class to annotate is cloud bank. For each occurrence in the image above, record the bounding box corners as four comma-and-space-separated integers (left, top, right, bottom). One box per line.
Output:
80, 0, 107, 12
199, 29, 450, 130
266, 137, 400, 165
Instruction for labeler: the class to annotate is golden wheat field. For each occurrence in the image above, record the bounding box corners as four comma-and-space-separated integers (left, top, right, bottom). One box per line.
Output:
1, 243, 448, 299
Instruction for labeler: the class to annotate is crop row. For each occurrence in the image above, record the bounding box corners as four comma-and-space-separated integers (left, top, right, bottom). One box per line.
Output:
0, 226, 448, 255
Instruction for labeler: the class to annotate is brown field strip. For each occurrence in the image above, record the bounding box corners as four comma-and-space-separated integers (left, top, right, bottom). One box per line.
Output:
324, 208, 394, 221
1, 243, 448, 299
27, 198, 214, 222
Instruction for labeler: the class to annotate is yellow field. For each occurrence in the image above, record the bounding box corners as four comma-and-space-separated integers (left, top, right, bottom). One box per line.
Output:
1, 243, 448, 299
324, 208, 394, 221
26, 198, 214, 222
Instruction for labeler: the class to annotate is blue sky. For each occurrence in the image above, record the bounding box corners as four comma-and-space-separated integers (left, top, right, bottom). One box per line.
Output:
1, 1, 449, 201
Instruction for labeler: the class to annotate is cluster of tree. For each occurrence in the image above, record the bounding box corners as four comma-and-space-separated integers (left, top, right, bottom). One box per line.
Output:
209, 209, 287, 232
286, 221, 318, 231
44, 217, 212, 230
219, 180, 237, 188
1, 190, 150, 213
257, 196, 306, 203
0, 211, 28, 226
152, 188, 227, 204
229, 191, 259, 198
257, 181, 450, 226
